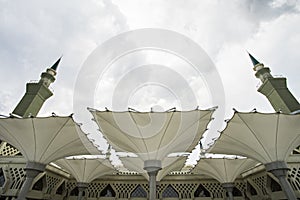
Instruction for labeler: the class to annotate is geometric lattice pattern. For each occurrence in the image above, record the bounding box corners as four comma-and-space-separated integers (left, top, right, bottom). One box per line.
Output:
45, 174, 62, 194
0, 142, 20, 156
87, 182, 107, 198
112, 183, 135, 198
202, 182, 224, 198
288, 165, 300, 191
251, 174, 268, 195
172, 183, 198, 199
162, 185, 179, 198
131, 185, 147, 198
8, 167, 25, 190
235, 181, 246, 194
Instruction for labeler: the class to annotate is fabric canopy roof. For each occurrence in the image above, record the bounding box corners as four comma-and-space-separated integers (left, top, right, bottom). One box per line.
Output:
209, 111, 300, 164
191, 158, 258, 183
0, 116, 99, 164
120, 156, 186, 181
56, 158, 116, 183
90, 108, 214, 161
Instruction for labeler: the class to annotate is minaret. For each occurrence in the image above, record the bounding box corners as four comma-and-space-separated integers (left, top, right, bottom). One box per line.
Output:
249, 53, 300, 113
12, 57, 61, 117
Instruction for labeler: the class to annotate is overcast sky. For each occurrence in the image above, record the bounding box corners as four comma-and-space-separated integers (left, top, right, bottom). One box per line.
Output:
0, 0, 299, 165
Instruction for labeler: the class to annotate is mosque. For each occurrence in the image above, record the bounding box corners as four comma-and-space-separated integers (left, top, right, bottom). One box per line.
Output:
0, 53, 299, 200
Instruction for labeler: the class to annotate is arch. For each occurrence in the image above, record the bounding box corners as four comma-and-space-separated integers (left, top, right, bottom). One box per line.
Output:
131, 185, 147, 198
232, 187, 243, 196
247, 181, 257, 196
70, 187, 79, 196
0, 168, 6, 187
162, 185, 179, 198
194, 184, 210, 197
268, 176, 282, 192
100, 184, 116, 197
56, 181, 66, 195
32, 175, 45, 191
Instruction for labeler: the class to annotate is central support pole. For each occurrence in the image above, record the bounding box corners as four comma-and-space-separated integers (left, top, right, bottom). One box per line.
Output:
222, 182, 235, 200
17, 162, 46, 200
144, 160, 162, 200
77, 182, 89, 200
265, 161, 297, 200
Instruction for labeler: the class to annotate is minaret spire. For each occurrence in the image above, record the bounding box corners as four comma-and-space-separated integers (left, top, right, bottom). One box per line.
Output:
50, 56, 62, 71
248, 52, 260, 66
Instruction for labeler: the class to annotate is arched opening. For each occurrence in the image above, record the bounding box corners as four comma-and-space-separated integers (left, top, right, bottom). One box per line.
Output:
0, 168, 6, 187
232, 187, 243, 196
100, 184, 116, 197
247, 182, 257, 196
56, 181, 65, 195
269, 176, 282, 192
70, 187, 79, 196
162, 185, 179, 198
32, 175, 45, 191
194, 184, 210, 197
131, 185, 147, 198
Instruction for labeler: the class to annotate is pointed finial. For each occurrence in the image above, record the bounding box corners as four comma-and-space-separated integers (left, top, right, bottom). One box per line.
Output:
247, 52, 260, 66
51, 56, 62, 71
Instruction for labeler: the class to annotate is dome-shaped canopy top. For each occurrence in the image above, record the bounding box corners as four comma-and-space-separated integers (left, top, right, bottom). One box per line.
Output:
56, 157, 116, 183
192, 158, 258, 183
90, 108, 214, 161
0, 116, 99, 164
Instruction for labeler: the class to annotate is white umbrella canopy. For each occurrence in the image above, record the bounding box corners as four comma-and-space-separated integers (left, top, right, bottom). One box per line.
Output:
209, 111, 300, 164
191, 158, 258, 183
89, 108, 214, 161
0, 116, 100, 164
55, 157, 116, 183
120, 156, 187, 181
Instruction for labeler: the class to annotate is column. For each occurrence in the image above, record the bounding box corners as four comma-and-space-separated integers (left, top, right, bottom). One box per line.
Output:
77, 182, 89, 200
144, 160, 162, 200
265, 161, 297, 200
17, 162, 46, 200
222, 182, 235, 200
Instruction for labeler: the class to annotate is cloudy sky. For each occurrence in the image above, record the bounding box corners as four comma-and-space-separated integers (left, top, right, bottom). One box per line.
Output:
0, 0, 299, 164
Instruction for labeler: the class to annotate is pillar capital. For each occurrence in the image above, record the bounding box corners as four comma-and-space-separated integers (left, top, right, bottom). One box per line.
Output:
265, 161, 289, 177
143, 160, 162, 173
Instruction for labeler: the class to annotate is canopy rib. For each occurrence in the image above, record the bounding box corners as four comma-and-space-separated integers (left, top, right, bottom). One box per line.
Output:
44, 138, 86, 163
236, 113, 273, 162
31, 118, 37, 161
275, 114, 280, 160
232, 159, 247, 182
218, 135, 268, 163
95, 114, 144, 153
223, 159, 228, 182
164, 111, 210, 154
86, 159, 107, 182
83, 159, 87, 182
155, 112, 175, 159
208, 160, 226, 182
64, 160, 80, 181
129, 112, 149, 159
39, 118, 71, 161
